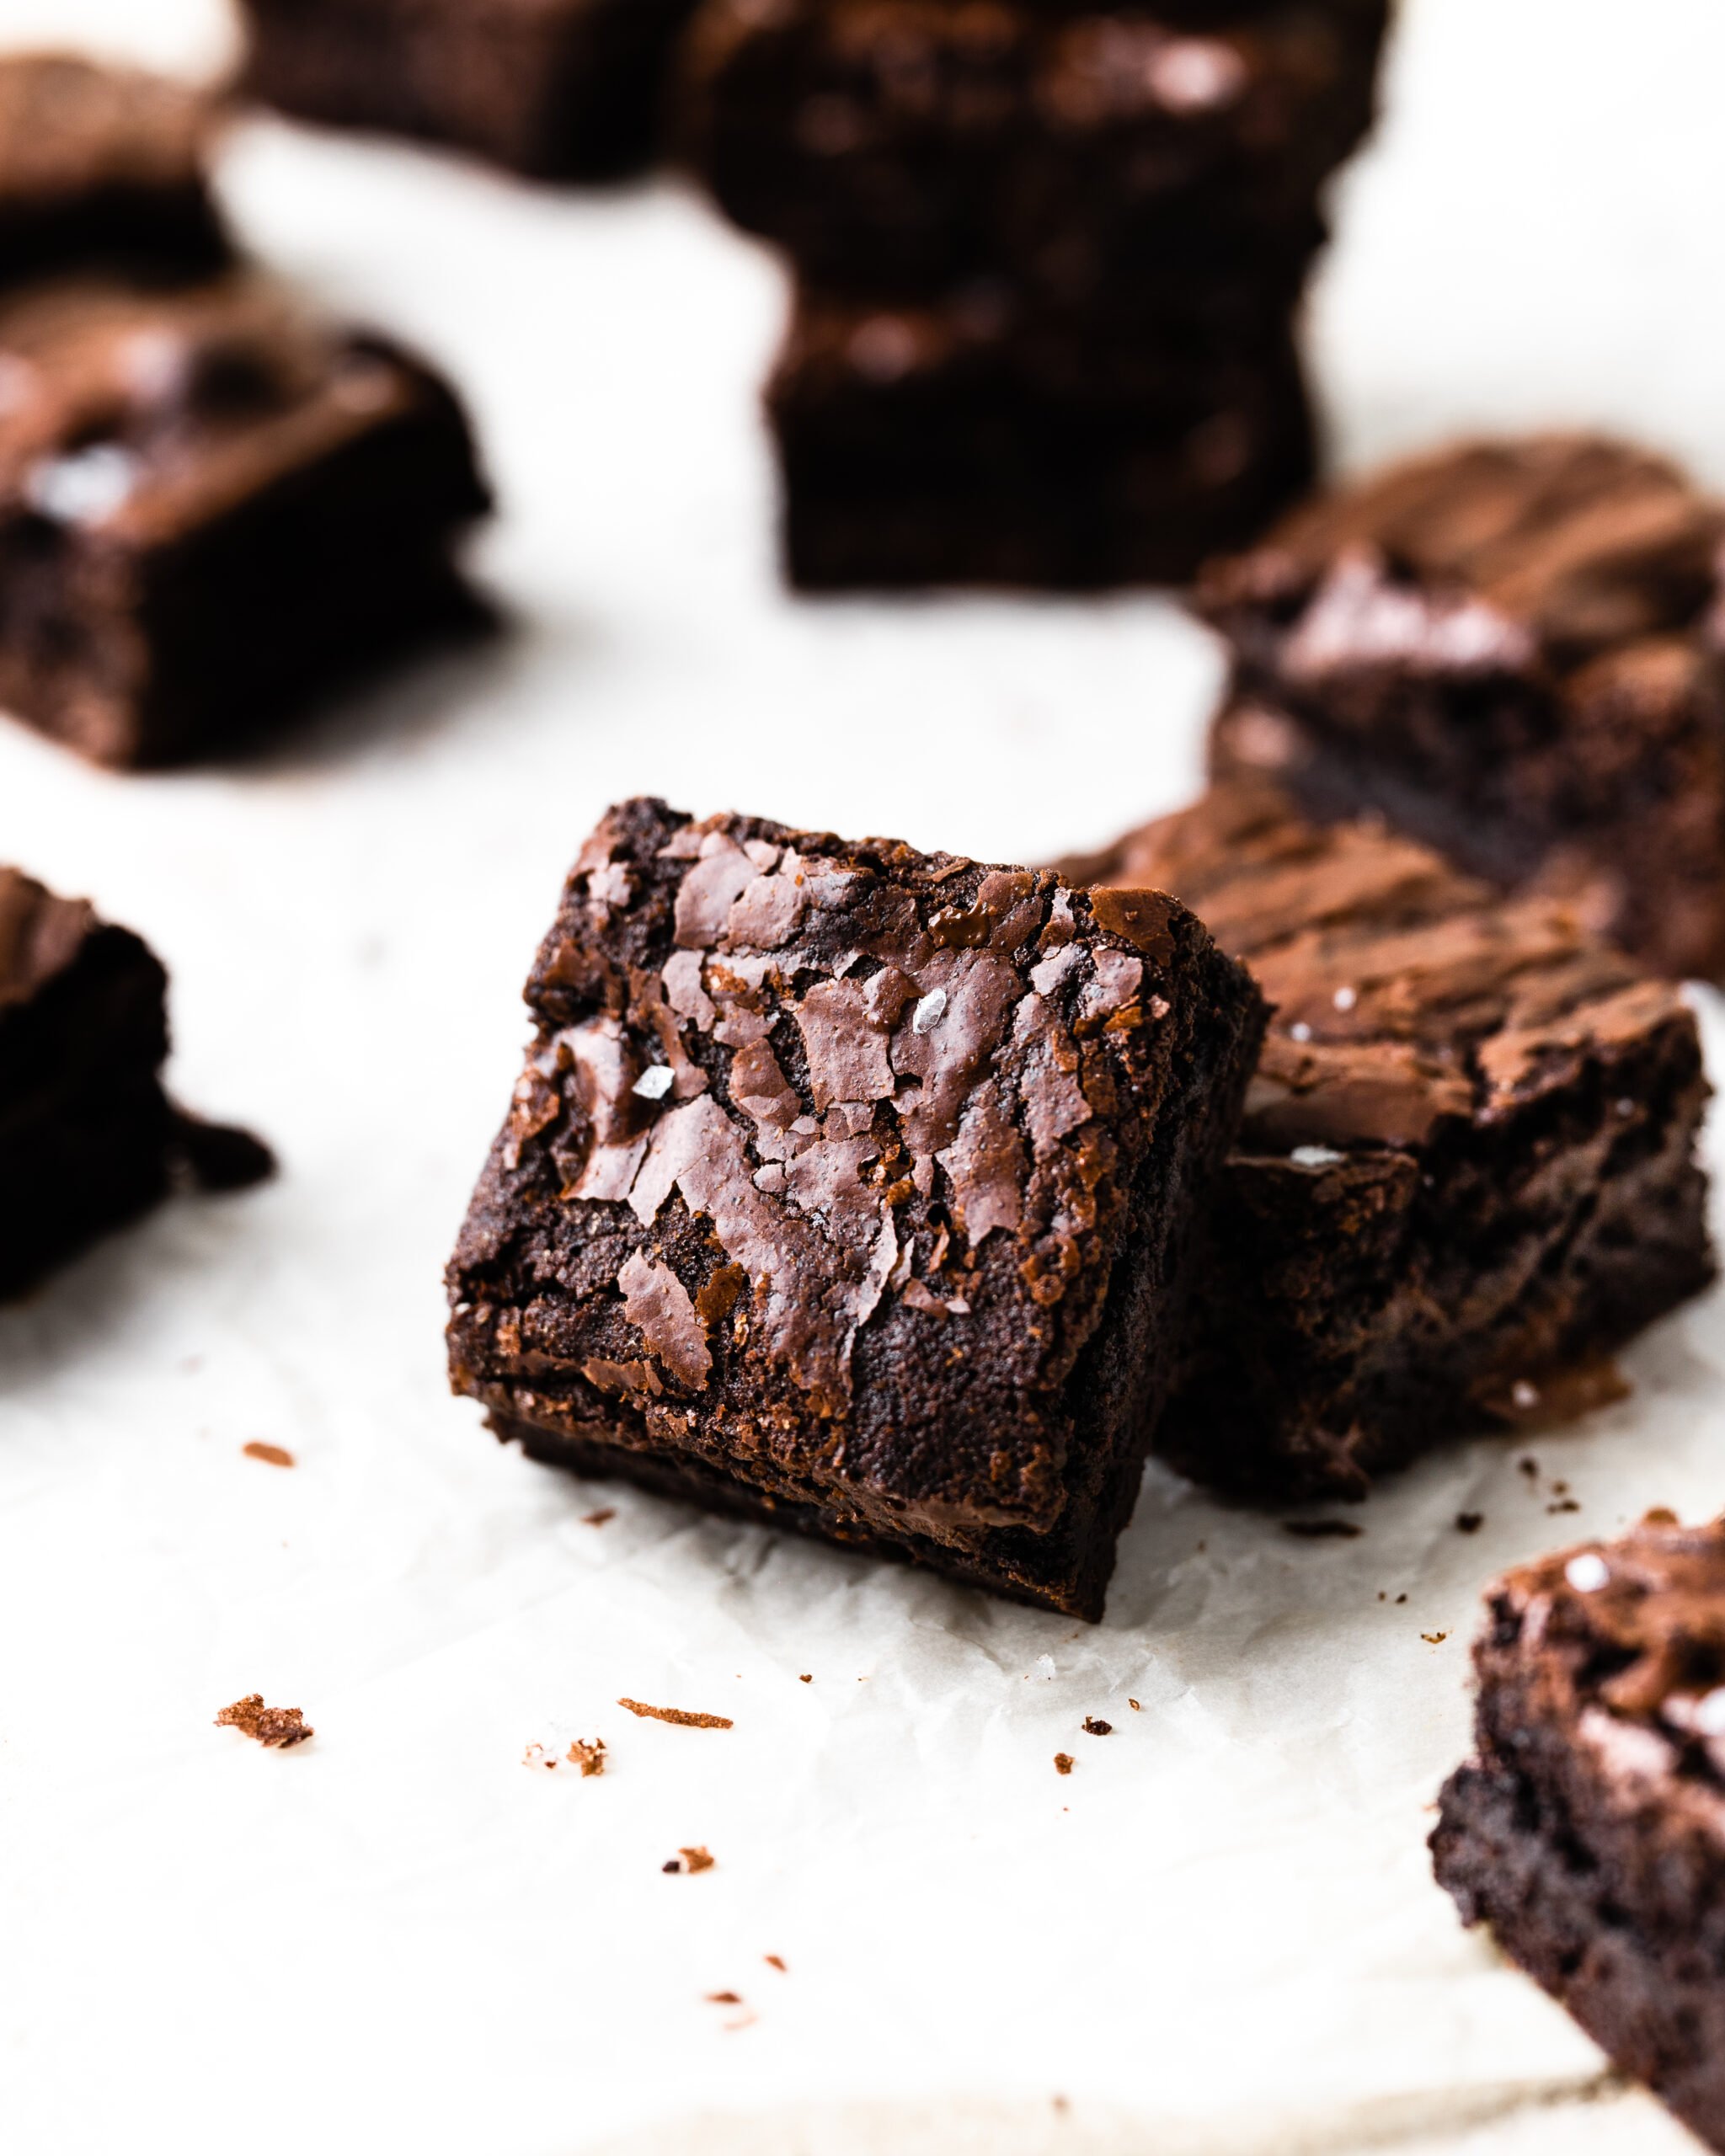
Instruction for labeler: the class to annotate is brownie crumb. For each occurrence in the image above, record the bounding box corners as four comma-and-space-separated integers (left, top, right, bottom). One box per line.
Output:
764, 1954, 787, 1972
1548, 1498, 1583, 1515
567, 1737, 606, 1776
1082, 1717, 1113, 1736
618, 1698, 734, 1729
1053, 1753, 1075, 1775
1284, 1519, 1364, 1540
1455, 1512, 1483, 1534
1396, 1593, 1408, 1604
798, 1673, 812, 1684
172, 1112, 276, 1193
1128, 1699, 1141, 1712
216, 1694, 312, 1748
706, 1990, 742, 2004
667, 1845, 715, 1874
1423, 1631, 1450, 1646
1519, 1457, 1540, 1480
243, 1441, 295, 1468
581, 1508, 616, 1527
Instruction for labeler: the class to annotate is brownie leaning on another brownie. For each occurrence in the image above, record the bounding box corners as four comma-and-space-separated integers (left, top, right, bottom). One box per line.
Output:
0, 868, 272, 1301
1200, 435, 1725, 980
1433, 1515, 1725, 2154
771, 286, 1314, 589
447, 797, 1266, 1619
0, 275, 490, 768
0, 54, 230, 289
238, 0, 704, 182
1062, 778, 1713, 1502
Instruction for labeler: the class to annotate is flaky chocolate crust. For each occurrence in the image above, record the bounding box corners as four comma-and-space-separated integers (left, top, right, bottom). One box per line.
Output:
448, 797, 1265, 1615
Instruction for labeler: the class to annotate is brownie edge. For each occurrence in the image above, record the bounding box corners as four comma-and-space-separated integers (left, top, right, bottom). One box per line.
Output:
446, 797, 1266, 1616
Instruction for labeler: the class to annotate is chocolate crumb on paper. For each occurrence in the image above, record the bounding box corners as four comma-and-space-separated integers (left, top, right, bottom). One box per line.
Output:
242, 1441, 295, 1468
1128, 1699, 1141, 1712
706, 1991, 742, 2004
1284, 1519, 1363, 1540
618, 1698, 734, 1729
1423, 1631, 1450, 1646
764, 1955, 787, 1973
1082, 1717, 1112, 1736
665, 1845, 715, 1874
567, 1737, 606, 1776
1053, 1753, 1075, 1776
581, 1508, 617, 1526
798, 1673, 812, 1684
216, 1694, 312, 1748
1455, 1512, 1483, 1534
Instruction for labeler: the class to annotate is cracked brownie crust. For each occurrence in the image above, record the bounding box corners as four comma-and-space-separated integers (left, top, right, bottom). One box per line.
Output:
1065, 779, 1713, 1502
447, 796, 1265, 1616
1201, 434, 1725, 980
1434, 1518, 1725, 2153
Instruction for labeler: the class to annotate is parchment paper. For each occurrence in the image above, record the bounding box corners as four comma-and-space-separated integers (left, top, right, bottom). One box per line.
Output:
4, 3, 1724, 2151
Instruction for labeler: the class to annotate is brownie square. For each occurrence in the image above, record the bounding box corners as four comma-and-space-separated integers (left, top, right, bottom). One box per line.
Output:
0, 868, 271, 1299
0, 275, 491, 768
770, 285, 1315, 589
0, 54, 230, 290
1199, 435, 1725, 981
238, 0, 704, 182
1433, 1515, 1725, 2153
1062, 778, 1713, 1502
446, 797, 1266, 1618
677, 0, 1386, 306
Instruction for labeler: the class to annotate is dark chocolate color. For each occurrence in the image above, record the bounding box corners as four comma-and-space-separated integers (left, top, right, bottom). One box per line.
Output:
1434, 1517, 1725, 2153
0, 53, 230, 288
0, 274, 491, 767
1200, 435, 1725, 981
677, 0, 1386, 306
238, 0, 704, 181
446, 797, 1266, 1617
769, 286, 1314, 589
1065, 779, 1713, 1502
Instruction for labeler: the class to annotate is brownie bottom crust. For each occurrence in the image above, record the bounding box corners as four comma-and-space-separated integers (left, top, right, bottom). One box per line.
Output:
1434, 1753, 1725, 2153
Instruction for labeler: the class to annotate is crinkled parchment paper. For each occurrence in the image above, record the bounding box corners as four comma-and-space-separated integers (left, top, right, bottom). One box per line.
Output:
3, 3, 1724, 2150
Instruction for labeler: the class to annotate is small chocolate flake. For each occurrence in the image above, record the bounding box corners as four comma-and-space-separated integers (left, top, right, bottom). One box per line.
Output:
243, 1441, 295, 1468
1455, 1512, 1483, 1534
567, 1737, 606, 1776
1284, 1519, 1363, 1540
1081, 1717, 1112, 1736
707, 1991, 742, 2005
216, 1694, 312, 1748
1053, 1753, 1075, 1775
764, 1955, 787, 1972
582, 1508, 617, 1526
1422, 1631, 1449, 1646
618, 1698, 734, 1729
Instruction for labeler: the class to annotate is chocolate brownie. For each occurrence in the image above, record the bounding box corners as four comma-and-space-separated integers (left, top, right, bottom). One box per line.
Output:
770, 285, 1314, 588
0, 275, 490, 768
0, 54, 229, 289
1063, 779, 1713, 1502
446, 797, 1266, 1618
677, 0, 1386, 306
238, 0, 705, 181
1433, 1515, 1725, 2153
0, 868, 271, 1300
1200, 435, 1725, 980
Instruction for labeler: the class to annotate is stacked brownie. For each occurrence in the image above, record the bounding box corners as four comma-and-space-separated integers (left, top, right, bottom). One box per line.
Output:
0, 54, 491, 768
678, 0, 1391, 587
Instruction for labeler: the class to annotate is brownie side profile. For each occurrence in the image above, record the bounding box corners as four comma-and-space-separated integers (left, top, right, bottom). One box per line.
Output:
1433, 1517, 1725, 2153
769, 287, 1315, 589
447, 797, 1266, 1618
1199, 435, 1725, 980
0, 869, 271, 1299
1063, 779, 1713, 1502
0, 275, 492, 768
677, 0, 1386, 306
238, 0, 704, 181
0, 54, 230, 289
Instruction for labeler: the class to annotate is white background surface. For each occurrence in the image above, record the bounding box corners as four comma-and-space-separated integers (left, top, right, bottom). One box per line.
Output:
3, 3, 1725, 2151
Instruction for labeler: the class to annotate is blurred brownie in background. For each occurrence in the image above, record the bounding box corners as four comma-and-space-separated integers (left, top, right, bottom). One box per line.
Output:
1063, 777, 1713, 1502
0, 53, 230, 288
447, 796, 1266, 1619
1202, 435, 1725, 979
772, 286, 1313, 587
0, 275, 491, 768
0, 869, 270, 1300
1433, 1514, 1725, 2154
237, 0, 704, 181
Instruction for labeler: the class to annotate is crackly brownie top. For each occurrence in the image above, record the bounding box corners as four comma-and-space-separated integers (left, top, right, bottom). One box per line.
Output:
1479, 1515, 1725, 1809
457, 798, 1243, 1513
1198, 435, 1725, 677
1066, 778, 1687, 1154
0, 53, 217, 209
0, 866, 97, 1012
0, 276, 436, 544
